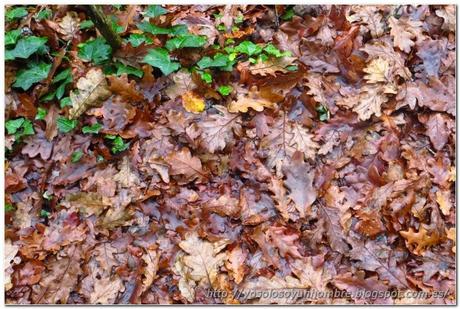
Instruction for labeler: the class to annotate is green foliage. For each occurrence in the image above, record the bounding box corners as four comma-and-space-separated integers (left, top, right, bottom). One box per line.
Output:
263, 43, 291, 58
40, 209, 50, 218
82, 123, 102, 134
6, 117, 35, 140
125, 33, 153, 47
71, 150, 84, 163
316, 104, 330, 122
57, 117, 77, 133
6, 6, 28, 22
35, 107, 47, 120
235, 41, 262, 56
105, 135, 129, 154
197, 53, 233, 71
165, 34, 207, 51
5, 36, 48, 60
115, 63, 144, 78
35, 8, 52, 21
235, 14, 244, 24
143, 48, 180, 75
5, 29, 21, 46
80, 20, 94, 30
60, 97, 72, 108
5, 203, 15, 212
281, 7, 295, 21
217, 85, 233, 96
13, 62, 51, 91
144, 5, 168, 18
137, 22, 187, 35
110, 16, 124, 34
78, 37, 112, 64
198, 71, 212, 84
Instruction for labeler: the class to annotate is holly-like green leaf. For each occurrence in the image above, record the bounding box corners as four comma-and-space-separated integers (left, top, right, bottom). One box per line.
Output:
143, 48, 180, 75
235, 41, 263, 56
115, 63, 144, 78
71, 150, 84, 163
5, 29, 21, 46
144, 5, 168, 17
13, 62, 51, 91
6, 36, 48, 60
125, 33, 153, 47
218, 85, 233, 96
78, 37, 112, 64
80, 20, 94, 30
82, 122, 102, 134
35, 107, 47, 120
6, 6, 28, 22
57, 117, 77, 133
165, 34, 207, 51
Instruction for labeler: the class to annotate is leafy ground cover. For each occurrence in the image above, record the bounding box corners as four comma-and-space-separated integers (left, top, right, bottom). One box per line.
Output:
4, 4, 456, 304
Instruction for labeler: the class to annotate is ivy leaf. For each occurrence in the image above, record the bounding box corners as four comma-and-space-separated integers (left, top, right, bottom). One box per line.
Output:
6, 36, 48, 60
137, 22, 187, 35
53, 68, 72, 84
35, 8, 52, 21
6, 118, 25, 135
80, 20, 94, 30
13, 62, 51, 91
60, 97, 72, 108
143, 48, 180, 75
6, 6, 28, 22
144, 5, 168, 17
82, 123, 102, 134
71, 150, 84, 163
125, 33, 152, 47
35, 107, 47, 120
218, 85, 233, 96
5, 29, 21, 46
281, 7, 295, 21
5, 117, 34, 140
235, 41, 263, 56
198, 71, 212, 84
5, 203, 15, 212
165, 35, 207, 51
78, 37, 112, 64
57, 117, 78, 133
115, 63, 144, 78
263, 43, 291, 58
105, 135, 129, 153
197, 53, 233, 70
110, 16, 124, 34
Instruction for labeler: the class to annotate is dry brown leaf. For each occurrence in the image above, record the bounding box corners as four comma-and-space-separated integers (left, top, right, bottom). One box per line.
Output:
57, 12, 79, 40
248, 56, 296, 76
228, 87, 275, 113
108, 74, 144, 102
400, 226, 441, 255
388, 16, 423, 53
166, 147, 206, 183
69, 69, 111, 119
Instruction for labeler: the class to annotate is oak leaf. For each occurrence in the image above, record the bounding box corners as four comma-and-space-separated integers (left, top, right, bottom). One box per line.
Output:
228, 87, 275, 113
400, 225, 441, 255
107, 74, 144, 102
69, 69, 111, 119
348, 6, 385, 38
248, 56, 296, 76
388, 16, 423, 53
425, 113, 450, 151
225, 245, 247, 284
57, 12, 79, 41
90, 275, 124, 304
166, 147, 207, 183
182, 91, 205, 114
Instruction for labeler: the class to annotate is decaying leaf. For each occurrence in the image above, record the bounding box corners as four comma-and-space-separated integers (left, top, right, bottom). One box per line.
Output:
228, 87, 275, 113
69, 69, 111, 119
182, 91, 205, 114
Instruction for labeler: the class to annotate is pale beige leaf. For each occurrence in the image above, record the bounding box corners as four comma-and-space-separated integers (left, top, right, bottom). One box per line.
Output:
90, 275, 124, 304
363, 58, 391, 84
58, 12, 80, 40
141, 249, 159, 292
228, 87, 275, 113
225, 245, 247, 284
348, 6, 385, 38
165, 70, 196, 100
5, 239, 20, 291
113, 157, 141, 188
388, 16, 423, 53
249, 56, 296, 76
69, 69, 111, 119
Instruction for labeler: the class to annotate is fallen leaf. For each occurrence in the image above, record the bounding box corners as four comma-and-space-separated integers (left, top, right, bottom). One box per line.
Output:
182, 91, 205, 114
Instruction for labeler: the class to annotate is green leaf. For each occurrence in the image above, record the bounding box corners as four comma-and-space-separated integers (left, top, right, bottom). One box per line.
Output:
53, 68, 72, 84
5, 203, 15, 212
78, 37, 112, 64
199, 71, 212, 84
113, 5, 124, 10
143, 48, 180, 75
286, 65, 298, 71
60, 97, 72, 108
6, 36, 48, 60
145, 5, 168, 17
82, 122, 102, 134
5, 29, 21, 46
281, 7, 295, 21
35, 8, 52, 21
115, 63, 144, 78
137, 22, 187, 35
13, 62, 51, 91
316, 104, 330, 122
80, 20, 94, 30
35, 107, 47, 120
197, 53, 231, 70
111, 136, 129, 153
6, 118, 24, 135
263, 43, 291, 58
110, 16, 124, 34
217, 85, 233, 96
40, 209, 50, 218
165, 34, 207, 51
57, 117, 77, 133
71, 150, 84, 163
235, 41, 262, 56
6, 7, 28, 22
21, 119, 35, 136
125, 33, 152, 47
43, 191, 52, 200
235, 14, 244, 24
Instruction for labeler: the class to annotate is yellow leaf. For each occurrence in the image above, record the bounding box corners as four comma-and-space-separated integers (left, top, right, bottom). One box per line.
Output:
182, 91, 205, 114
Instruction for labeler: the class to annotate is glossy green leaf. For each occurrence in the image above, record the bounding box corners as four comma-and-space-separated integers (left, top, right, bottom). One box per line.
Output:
13, 62, 51, 91
35, 8, 52, 21
57, 117, 77, 133
235, 41, 262, 56
6, 36, 48, 60
125, 33, 153, 47
143, 48, 180, 75
115, 63, 144, 78
71, 150, 83, 163
78, 37, 112, 64
6, 7, 28, 22
5, 29, 21, 46
145, 5, 168, 17
80, 20, 94, 30
165, 34, 207, 51
35, 107, 47, 120
217, 85, 233, 96
82, 122, 102, 134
